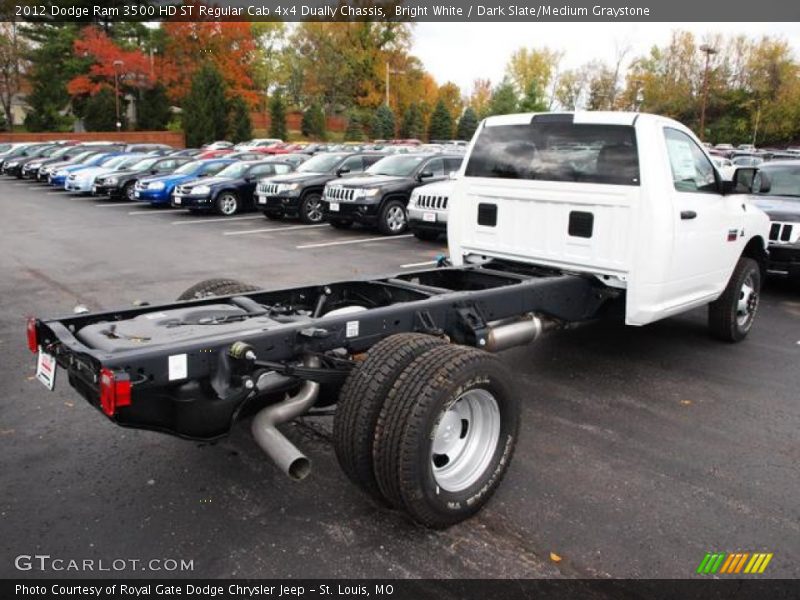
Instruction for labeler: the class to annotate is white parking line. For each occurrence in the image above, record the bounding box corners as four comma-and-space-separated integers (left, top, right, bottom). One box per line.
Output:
126, 209, 186, 215
95, 202, 140, 207
223, 224, 328, 236
173, 215, 264, 226
297, 234, 414, 249
400, 260, 438, 269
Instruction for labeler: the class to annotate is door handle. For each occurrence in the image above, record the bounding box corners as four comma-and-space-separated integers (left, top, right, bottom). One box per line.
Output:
680, 210, 697, 220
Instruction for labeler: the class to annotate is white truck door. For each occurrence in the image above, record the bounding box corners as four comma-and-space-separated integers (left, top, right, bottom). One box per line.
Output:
662, 126, 742, 308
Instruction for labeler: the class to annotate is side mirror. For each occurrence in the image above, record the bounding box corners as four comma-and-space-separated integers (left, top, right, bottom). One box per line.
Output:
336, 167, 350, 176
418, 170, 434, 180
722, 167, 757, 194
752, 171, 771, 194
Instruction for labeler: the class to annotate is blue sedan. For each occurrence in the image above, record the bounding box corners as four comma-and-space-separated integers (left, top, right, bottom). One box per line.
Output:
133, 159, 236, 205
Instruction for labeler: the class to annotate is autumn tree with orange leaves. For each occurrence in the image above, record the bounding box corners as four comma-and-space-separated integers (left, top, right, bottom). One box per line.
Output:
160, 22, 260, 108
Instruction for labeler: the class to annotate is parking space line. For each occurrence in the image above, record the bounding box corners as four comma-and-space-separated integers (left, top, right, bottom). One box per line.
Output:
400, 260, 438, 269
173, 215, 264, 226
297, 234, 414, 249
94, 202, 140, 207
127, 209, 186, 215
223, 224, 328, 236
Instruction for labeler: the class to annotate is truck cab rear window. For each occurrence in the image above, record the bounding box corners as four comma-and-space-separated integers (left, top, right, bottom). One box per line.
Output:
465, 121, 640, 186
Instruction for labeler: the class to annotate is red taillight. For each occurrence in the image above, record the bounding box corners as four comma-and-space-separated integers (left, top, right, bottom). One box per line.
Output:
26, 318, 38, 353
99, 368, 132, 417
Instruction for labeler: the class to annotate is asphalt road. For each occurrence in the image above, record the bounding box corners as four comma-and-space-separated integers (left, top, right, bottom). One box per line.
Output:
0, 177, 798, 580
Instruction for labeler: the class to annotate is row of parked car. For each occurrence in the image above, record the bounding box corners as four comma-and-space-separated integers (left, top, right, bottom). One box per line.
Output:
0, 138, 461, 240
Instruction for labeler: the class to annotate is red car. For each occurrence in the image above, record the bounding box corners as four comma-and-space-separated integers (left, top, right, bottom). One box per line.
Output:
264, 143, 307, 155
196, 148, 235, 159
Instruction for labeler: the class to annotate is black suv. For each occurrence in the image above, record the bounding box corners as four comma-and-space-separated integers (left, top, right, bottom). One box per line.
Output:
93, 156, 193, 200
256, 152, 385, 223
172, 160, 295, 216
321, 153, 463, 235
748, 161, 800, 282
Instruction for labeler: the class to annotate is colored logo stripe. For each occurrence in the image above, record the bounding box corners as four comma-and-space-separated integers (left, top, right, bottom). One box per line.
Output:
697, 552, 773, 574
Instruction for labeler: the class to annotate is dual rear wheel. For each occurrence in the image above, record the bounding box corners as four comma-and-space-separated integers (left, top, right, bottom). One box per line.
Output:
334, 333, 520, 528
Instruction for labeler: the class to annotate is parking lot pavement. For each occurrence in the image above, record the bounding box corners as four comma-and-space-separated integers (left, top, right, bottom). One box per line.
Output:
1, 178, 798, 579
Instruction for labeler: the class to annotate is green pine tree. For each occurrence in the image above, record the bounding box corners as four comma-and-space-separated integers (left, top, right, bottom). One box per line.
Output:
83, 88, 119, 131
519, 81, 549, 112
228, 97, 253, 143
344, 111, 365, 141
427, 100, 454, 141
456, 107, 479, 141
21, 23, 85, 132
371, 104, 396, 139
400, 103, 425, 139
182, 63, 230, 147
268, 90, 288, 140
301, 103, 326, 140
487, 78, 519, 116
136, 84, 171, 131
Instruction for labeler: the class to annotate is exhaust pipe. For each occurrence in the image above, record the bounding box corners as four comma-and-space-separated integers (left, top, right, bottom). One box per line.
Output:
484, 314, 551, 352
251, 355, 320, 481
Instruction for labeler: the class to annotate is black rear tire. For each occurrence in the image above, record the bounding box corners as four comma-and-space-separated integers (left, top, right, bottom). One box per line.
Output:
708, 257, 761, 342
333, 334, 447, 502
373, 345, 520, 528
177, 278, 261, 301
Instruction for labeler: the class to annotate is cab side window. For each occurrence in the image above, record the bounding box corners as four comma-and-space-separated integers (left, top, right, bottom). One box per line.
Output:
249, 165, 274, 178
341, 156, 364, 172
423, 158, 445, 178
155, 159, 175, 171
273, 164, 292, 175
664, 128, 717, 193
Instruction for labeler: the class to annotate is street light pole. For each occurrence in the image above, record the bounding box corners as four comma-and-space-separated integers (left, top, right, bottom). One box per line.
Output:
385, 62, 405, 108
698, 44, 718, 141
113, 59, 124, 132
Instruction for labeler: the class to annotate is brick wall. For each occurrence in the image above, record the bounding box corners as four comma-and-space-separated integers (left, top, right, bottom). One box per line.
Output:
250, 111, 347, 134
0, 131, 186, 148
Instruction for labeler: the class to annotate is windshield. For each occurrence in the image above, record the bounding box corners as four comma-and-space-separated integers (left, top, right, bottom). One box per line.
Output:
216, 162, 250, 178
99, 155, 126, 167
0, 143, 11, 153
756, 167, 800, 199
67, 151, 95, 163
117, 155, 145, 169
298, 153, 346, 173
174, 160, 204, 175
367, 155, 426, 177
130, 157, 159, 171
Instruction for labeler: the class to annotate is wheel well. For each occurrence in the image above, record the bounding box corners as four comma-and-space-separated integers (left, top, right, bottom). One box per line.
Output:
742, 236, 768, 277
301, 187, 323, 199
379, 193, 409, 212
214, 188, 238, 201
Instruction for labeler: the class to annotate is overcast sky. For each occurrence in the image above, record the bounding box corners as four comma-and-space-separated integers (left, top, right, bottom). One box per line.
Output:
412, 22, 800, 91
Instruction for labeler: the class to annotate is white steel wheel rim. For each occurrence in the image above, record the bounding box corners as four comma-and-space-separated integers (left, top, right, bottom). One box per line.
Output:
220, 195, 237, 215
431, 389, 501, 493
387, 205, 406, 231
736, 273, 758, 327
305, 197, 323, 222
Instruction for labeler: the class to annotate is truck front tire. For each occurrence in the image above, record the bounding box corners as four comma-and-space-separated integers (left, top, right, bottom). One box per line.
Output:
299, 192, 325, 224
373, 345, 520, 528
333, 333, 446, 502
708, 257, 761, 342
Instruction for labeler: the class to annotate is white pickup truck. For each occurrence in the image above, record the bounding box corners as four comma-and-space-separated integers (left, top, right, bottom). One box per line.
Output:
28, 111, 770, 529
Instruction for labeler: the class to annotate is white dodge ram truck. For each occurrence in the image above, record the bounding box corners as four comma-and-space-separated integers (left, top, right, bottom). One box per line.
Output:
449, 111, 771, 340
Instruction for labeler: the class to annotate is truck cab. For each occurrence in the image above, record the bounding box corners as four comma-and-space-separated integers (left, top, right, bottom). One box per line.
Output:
449, 111, 770, 328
